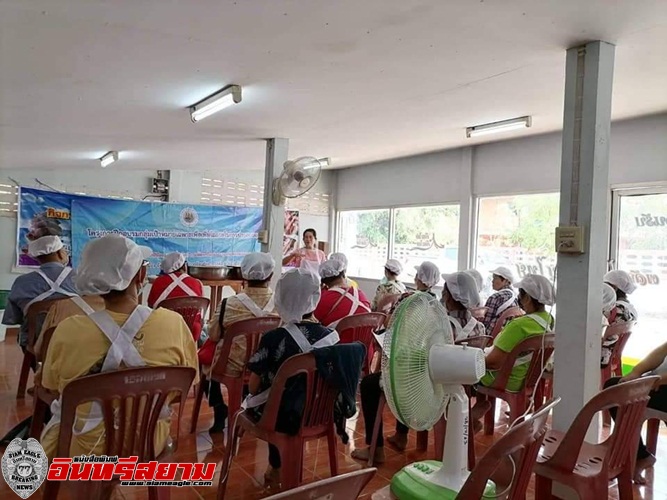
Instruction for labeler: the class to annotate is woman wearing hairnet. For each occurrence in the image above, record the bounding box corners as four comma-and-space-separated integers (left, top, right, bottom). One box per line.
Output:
472, 274, 555, 431
37, 234, 198, 459
246, 268, 338, 490
441, 272, 486, 340
601, 270, 638, 367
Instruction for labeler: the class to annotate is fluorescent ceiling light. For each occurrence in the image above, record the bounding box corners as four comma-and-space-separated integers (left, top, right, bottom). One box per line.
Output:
466, 116, 531, 138
99, 151, 119, 168
190, 85, 242, 122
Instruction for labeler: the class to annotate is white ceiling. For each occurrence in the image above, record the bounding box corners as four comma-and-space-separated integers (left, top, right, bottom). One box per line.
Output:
1, 0, 666, 173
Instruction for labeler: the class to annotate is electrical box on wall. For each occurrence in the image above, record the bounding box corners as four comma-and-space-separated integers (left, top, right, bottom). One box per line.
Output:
555, 226, 585, 254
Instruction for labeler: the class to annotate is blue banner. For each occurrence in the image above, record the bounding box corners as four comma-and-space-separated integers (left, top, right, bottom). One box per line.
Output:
17, 187, 263, 272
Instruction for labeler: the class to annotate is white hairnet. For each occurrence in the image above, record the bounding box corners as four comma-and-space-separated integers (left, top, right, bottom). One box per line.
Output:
274, 268, 321, 323
515, 274, 556, 306
329, 252, 348, 270
464, 269, 484, 293
28, 235, 64, 257
604, 270, 637, 295
160, 252, 186, 274
75, 234, 153, 295
384, 259, 403, 275
319, 259, 346, 279
602, 283, 617, 315
442, 272, 482, 309
241, 252, 275, 281
490, 266, 515, 284
414, 261, 440, 288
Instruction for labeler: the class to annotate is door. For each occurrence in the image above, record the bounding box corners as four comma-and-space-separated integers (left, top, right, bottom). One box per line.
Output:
610, 188, 667, 363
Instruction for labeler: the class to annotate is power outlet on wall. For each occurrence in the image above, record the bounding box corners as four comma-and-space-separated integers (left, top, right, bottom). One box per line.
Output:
555, 226, 585, 254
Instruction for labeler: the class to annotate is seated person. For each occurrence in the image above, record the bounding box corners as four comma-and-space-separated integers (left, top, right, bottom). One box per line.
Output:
148, 252, 204, 340
198, 252, 278, 433
328, 252, 359, 288
38, 234, 198, 459
605, 342, 667, 484
314, 259, 371, 328
481, 266, 520, 334
351, 261, 440, 463
282, 228, 327, 274
246, 268, 339, 489
371, 259, 406, 311
441, 272, 486, 340
473, 274, 555, 428
2, 235, 77, 354
601, 270, 638, 367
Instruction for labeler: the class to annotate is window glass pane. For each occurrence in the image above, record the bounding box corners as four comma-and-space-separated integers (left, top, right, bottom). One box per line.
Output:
337, 209, 390, 279
616, 193, 667, 362
393, 205, 460, 279
475, 193, 560, 289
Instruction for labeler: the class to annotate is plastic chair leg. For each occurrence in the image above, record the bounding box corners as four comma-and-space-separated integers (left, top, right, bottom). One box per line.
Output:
281, 442, 302, 491
216, 422, 240, 500
484, 397, 496, 435
326, 428, 339, 477
646, 419, 660, 455
535, 474, 553, 499
368, 394, 386, 467
416, 431, 428, 451
190, 375, 207, 434
16, 352, 33, 399
617, 465, 634, 500
29, 396, 49, 439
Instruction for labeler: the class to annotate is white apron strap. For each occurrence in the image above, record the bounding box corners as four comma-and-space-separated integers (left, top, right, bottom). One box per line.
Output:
616, 300, 638, 319
241, 323, 340, 410
324, 287, 370, 327
235, 293, 274, 317
23, 267, 77, 314
69, 295, 96, 316
512, 313, 552, 367
154, 273, 199, 307
495, 289, 517, 316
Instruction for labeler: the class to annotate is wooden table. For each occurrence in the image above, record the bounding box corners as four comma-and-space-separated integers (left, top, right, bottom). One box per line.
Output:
201, 279, 244, 320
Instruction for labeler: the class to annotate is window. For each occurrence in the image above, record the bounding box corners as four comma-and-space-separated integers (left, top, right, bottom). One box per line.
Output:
337, 204, 460, 280
337, 209, 390, 279
393, 205, 460, 277
475, 193, 560, 287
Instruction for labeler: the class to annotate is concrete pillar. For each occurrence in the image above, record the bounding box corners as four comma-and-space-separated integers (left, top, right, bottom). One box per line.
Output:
458, 148, 473, 271
553, 41, 615, 437
261, 139, 288, 287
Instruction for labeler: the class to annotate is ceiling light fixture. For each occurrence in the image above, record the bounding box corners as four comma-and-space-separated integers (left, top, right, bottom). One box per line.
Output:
189, 85, 242, 122
99, 151, 119, 168
466, 116, 531, 138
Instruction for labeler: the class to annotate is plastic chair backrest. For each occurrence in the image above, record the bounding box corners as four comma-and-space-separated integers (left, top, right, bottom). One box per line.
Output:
256, 352, 338, 436
158, 296, 210, 337
210, 316, 282, 380
336, 312, 385, 370
375, 293, 401, 314
455, 335, 493, 349
56, 366, 196, 459
470, 307, 488, 321
540, 376, 657, 474
490, 306, 525, 338
602, 320, 635, 342
25, 297, 69, 353
460, 398, 560, 499
262, 468, 377, 500
487, 333, 555, 392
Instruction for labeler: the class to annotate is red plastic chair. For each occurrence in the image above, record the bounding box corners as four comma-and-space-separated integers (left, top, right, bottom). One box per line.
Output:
336, 313, 385, 375
43, 366, 196, 500
600, 321, 636, 387
218, 353, 340, 497
29, 326, 58, 438
470, 306, 488, 322
17, 297, 68, 398
458, 398, 560, 499
158, 296, 210, 342
489, 306, 525, 339
190, 316, 281, 434
477, 333, 555, 435
262, 468, 376, 500
455, 335, 493, 349
535, 376, 658, 500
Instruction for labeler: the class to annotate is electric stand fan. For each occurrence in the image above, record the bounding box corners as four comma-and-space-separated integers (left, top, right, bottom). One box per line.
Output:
381, 292, 491, 499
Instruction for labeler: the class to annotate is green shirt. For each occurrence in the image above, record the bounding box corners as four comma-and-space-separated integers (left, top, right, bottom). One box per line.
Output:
480, 311, 554, 392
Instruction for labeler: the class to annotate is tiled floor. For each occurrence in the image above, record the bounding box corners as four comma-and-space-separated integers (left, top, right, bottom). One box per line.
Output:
0, 335, 665, 499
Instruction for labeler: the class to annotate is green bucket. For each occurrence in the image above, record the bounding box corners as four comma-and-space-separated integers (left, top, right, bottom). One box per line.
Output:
0, 290, 10, 310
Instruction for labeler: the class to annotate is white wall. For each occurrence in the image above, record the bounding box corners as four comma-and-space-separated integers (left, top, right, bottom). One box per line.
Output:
337, 113, 667, 210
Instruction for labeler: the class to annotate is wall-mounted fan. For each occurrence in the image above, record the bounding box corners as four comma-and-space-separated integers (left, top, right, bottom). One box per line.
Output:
271, 156, 324, 206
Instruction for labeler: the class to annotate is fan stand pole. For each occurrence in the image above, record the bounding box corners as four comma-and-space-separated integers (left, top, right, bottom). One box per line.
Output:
430, 386, 469, 491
